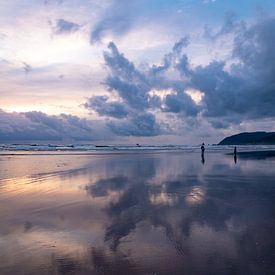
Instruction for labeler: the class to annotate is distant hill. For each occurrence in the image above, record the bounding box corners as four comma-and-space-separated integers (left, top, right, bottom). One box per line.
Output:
219, 132, 275, 145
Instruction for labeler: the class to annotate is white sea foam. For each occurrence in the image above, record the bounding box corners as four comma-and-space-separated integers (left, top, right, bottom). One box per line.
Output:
1, 143, 275, 153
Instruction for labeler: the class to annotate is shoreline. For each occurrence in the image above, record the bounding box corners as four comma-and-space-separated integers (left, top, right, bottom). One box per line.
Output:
0, 148, 275, 156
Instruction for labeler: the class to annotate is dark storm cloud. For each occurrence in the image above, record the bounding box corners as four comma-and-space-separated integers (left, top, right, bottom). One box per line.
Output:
164, 90, 200, 116
103, 42, 150, 110
108, 113, 161, 137
191, 17, 275, 127
105, 76, 153, 110
3, 15, 273, 140
101, 40, 196, 115
150, 35, 190, 75
190, 61, 242, 119
106, 16, 275, 132
0, 109, 106, 141
84, 96, 128, 118
85, 39, 199, 136
92, 17, 275, 132
54, 19, 80, 34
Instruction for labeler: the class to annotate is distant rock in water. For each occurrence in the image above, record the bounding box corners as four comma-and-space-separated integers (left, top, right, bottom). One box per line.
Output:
219, 132, 275, 145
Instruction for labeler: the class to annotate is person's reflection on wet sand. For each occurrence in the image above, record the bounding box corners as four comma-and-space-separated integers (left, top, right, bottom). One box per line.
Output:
201, 152, 205, 164
234, 146, 237, 164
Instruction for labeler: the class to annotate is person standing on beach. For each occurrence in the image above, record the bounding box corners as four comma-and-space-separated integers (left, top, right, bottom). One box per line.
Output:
201, 143, 205, 164
201, 143, 205, 154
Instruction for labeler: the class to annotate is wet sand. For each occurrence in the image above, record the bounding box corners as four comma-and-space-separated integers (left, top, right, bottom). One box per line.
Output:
1, 150, 275, 274
230, 150, 275, 159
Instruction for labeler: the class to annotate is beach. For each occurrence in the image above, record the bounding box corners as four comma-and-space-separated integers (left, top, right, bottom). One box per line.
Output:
1, 148, 275, 274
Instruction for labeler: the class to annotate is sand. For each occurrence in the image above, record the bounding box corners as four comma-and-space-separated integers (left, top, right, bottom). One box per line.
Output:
0, 150, 275, 274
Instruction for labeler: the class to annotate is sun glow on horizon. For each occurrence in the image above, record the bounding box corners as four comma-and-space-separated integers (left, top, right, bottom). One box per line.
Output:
2, 103, 89, 117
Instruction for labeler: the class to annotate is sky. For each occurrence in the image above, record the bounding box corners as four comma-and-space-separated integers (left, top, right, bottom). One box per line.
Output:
1, 0, 275, 144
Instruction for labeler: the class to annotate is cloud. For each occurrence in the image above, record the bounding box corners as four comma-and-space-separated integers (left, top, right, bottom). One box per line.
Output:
0, 109, 109, 141
44, 0, 64, 6
103, 42, 150, 111
3, 7, 275, 140
90, 0, 137, 43
150, 35, 190, 75
204, 12, 241, 40
191, 17, 275, 127
84, 96, 128, 119
85, 39, 200, 136
108, 113, 161, 137
164, 90, 201, 116
85, 42, 162, 136
54, 19, 81, 34
87, 16, 275, 135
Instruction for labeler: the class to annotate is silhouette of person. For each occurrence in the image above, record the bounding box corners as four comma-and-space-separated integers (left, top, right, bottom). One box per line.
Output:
201, 143, 205, 164
201, 143, 205, 154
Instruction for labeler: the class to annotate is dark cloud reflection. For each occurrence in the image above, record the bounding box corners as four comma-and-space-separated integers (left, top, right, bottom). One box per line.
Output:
1, 152, 275, 274
84, 153, 275, 274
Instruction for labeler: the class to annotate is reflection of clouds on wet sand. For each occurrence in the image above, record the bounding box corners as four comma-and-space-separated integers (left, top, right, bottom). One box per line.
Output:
1, 152, 275, 274
150, 191, 178, 206
185, 186, 205, 206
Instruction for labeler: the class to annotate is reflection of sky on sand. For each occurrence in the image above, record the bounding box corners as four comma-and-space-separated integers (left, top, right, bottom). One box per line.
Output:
1, 152, 275, 274
185, 186, 205, 206
150, 191, 178, 206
